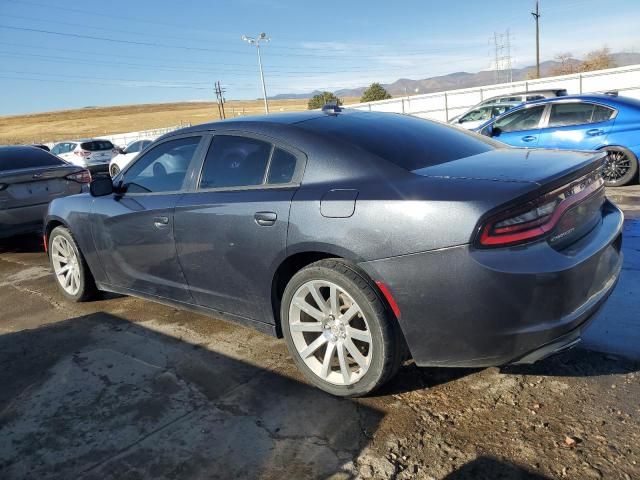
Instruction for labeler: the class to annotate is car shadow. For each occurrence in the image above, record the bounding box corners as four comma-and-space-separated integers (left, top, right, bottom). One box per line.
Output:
443, 456, 551, 479
0, 233, 44, 254
501, 347, 639, 377
0, 312, 384, 479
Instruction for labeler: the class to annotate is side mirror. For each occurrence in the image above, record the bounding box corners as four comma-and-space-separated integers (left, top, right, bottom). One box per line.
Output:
89, 175, 114, 197
485, 125, 501, 137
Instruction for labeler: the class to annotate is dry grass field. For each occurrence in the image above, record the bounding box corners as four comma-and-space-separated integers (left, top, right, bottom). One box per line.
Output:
0, 97, 360, 145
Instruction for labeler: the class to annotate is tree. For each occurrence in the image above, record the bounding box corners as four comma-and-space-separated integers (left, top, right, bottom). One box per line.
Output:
307, 92, 342, 110
550, 52, 578, 76
360, 83, 392, 102
580, 47, 614, 72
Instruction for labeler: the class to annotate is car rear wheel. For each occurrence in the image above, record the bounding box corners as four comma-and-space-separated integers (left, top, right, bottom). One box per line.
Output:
49, 226, 97, 302
281, 259, 403, 397
109, 163, 120, 178
602, 146, 638, 187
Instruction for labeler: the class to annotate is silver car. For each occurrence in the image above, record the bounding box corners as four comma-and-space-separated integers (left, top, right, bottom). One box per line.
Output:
1, 146, 90, 239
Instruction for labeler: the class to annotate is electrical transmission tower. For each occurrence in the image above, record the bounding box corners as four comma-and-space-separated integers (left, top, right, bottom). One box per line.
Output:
492, 29, 513, 84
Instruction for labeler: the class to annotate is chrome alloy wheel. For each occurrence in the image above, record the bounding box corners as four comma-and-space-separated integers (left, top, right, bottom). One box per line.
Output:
289, 280, 372, 386
602, 149, 632, 183
51, 235, 81, 296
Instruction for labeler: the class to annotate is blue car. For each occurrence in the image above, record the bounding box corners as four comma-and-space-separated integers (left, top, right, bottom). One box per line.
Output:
475, 93, 640, 186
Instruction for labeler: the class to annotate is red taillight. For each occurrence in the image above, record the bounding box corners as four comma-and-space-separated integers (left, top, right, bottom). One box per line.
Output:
74, 149, 91, 157
477, 171, 604, 248
66, 169, 92, 184
43, 233, 48, 253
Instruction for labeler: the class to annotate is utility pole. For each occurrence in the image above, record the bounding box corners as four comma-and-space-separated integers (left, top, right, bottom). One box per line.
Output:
531, 0, 541, 78
242, 32, 270, 114
214, 81, 226, 119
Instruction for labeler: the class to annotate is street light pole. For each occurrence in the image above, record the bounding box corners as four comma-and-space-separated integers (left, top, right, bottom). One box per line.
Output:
242, 33, 270, 114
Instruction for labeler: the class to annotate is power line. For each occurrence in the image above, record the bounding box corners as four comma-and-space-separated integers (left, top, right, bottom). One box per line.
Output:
0, 23, 487, 60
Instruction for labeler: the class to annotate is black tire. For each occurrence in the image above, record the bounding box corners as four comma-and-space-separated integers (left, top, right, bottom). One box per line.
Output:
281, 259, 403, 397
602, 146, 638, 187
48, 225, 98, 302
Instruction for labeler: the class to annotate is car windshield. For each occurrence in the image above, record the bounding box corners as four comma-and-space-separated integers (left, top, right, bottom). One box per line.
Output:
297, 111, 501, 171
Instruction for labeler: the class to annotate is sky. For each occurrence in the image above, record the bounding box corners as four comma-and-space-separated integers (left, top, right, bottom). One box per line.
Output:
0, 0, 639, 115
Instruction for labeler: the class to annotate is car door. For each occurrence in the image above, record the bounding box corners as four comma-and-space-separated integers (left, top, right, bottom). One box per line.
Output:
537, 101, 616, 150
489, 105, 546, 147
90, 134, 205, 301
174, 133, 304, 322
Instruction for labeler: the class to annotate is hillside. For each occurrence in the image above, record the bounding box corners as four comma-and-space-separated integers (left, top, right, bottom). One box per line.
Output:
0, 97, 352, 145
276, 52, 640, 99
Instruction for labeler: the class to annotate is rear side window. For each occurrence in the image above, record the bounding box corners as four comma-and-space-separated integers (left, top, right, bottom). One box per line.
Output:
200, 135, 272, 189
297, 112, 499, 171
81, 140, 114, 151
494, 105, 545, 132
547, 103, 615, 127
123, 136, 200, 193
0, 147, 65, 171
267, 148, 297, 184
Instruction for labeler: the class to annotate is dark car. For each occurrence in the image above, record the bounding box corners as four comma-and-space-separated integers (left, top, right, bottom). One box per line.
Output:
1, 146, 90, 239
44, 109, 623, 396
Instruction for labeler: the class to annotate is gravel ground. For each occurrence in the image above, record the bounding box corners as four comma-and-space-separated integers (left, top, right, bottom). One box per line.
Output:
0, 210, 639, 479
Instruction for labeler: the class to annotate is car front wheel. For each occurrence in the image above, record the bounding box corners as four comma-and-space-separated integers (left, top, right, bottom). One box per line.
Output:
49, 226, 97, 302
602, 146, 638, 187
281, 259, 403, 397
109, 163, 120, 178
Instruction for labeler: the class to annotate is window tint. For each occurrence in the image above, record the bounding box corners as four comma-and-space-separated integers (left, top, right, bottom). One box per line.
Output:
460, 108, 490, 123
267, 148, 297, 184
497, 96, 522, 103
123, 136, 200, 193
81, 140, 114, 151
297, 112, 499, 171
547, 103, 615, 127
0, 147, 65, 171
494, 105, 545, 132
200, 135, 272, 189
526, 95, 545, 101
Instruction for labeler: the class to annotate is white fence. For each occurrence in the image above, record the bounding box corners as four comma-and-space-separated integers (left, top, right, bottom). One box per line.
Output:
44, 124, 190, 149
347, 64, 640, 122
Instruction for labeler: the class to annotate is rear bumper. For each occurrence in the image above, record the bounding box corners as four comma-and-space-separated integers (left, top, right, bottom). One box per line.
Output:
359, 200, 624, 367
0, 204, 47, 239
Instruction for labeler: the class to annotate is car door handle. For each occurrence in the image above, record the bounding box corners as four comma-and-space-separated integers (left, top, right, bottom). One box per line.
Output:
522, 135, 537, 142
153, 216, 169, 228
586, 128, 604, 136
254, 211, 277, 226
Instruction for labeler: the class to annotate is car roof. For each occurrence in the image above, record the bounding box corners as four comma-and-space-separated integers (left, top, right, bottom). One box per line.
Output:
522, 93, 639, 107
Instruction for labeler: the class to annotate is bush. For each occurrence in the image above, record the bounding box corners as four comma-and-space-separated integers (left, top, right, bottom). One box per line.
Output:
308, 92, 342, 110
360, 83, 392, 102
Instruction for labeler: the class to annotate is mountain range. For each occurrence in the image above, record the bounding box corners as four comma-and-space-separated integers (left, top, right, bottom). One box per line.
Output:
270, 52, 640, 100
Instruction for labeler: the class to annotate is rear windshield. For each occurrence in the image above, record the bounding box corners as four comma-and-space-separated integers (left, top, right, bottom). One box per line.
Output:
0, 147, 66, 171
296, 111, 500, 171
81, 140, 114, 151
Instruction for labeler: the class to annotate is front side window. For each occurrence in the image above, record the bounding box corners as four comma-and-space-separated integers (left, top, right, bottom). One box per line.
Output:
200, 135, 273, 189
494, 105, 545, 132
125, 141, 144, 154
547, 102, 615, 127
123, 136, 200, 193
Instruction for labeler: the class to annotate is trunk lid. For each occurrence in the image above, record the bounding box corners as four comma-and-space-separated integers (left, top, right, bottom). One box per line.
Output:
412, 148, 605, 187
0, 165, 83, 210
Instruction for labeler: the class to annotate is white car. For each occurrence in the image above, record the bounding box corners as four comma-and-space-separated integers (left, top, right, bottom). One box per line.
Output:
450, 103, 518, 130
50, 139, 118, 169
109, 139, 153, 177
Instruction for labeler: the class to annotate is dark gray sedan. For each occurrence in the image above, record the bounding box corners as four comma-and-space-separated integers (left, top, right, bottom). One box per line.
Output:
44, 109, 623, 396
0, 146, 90, 239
